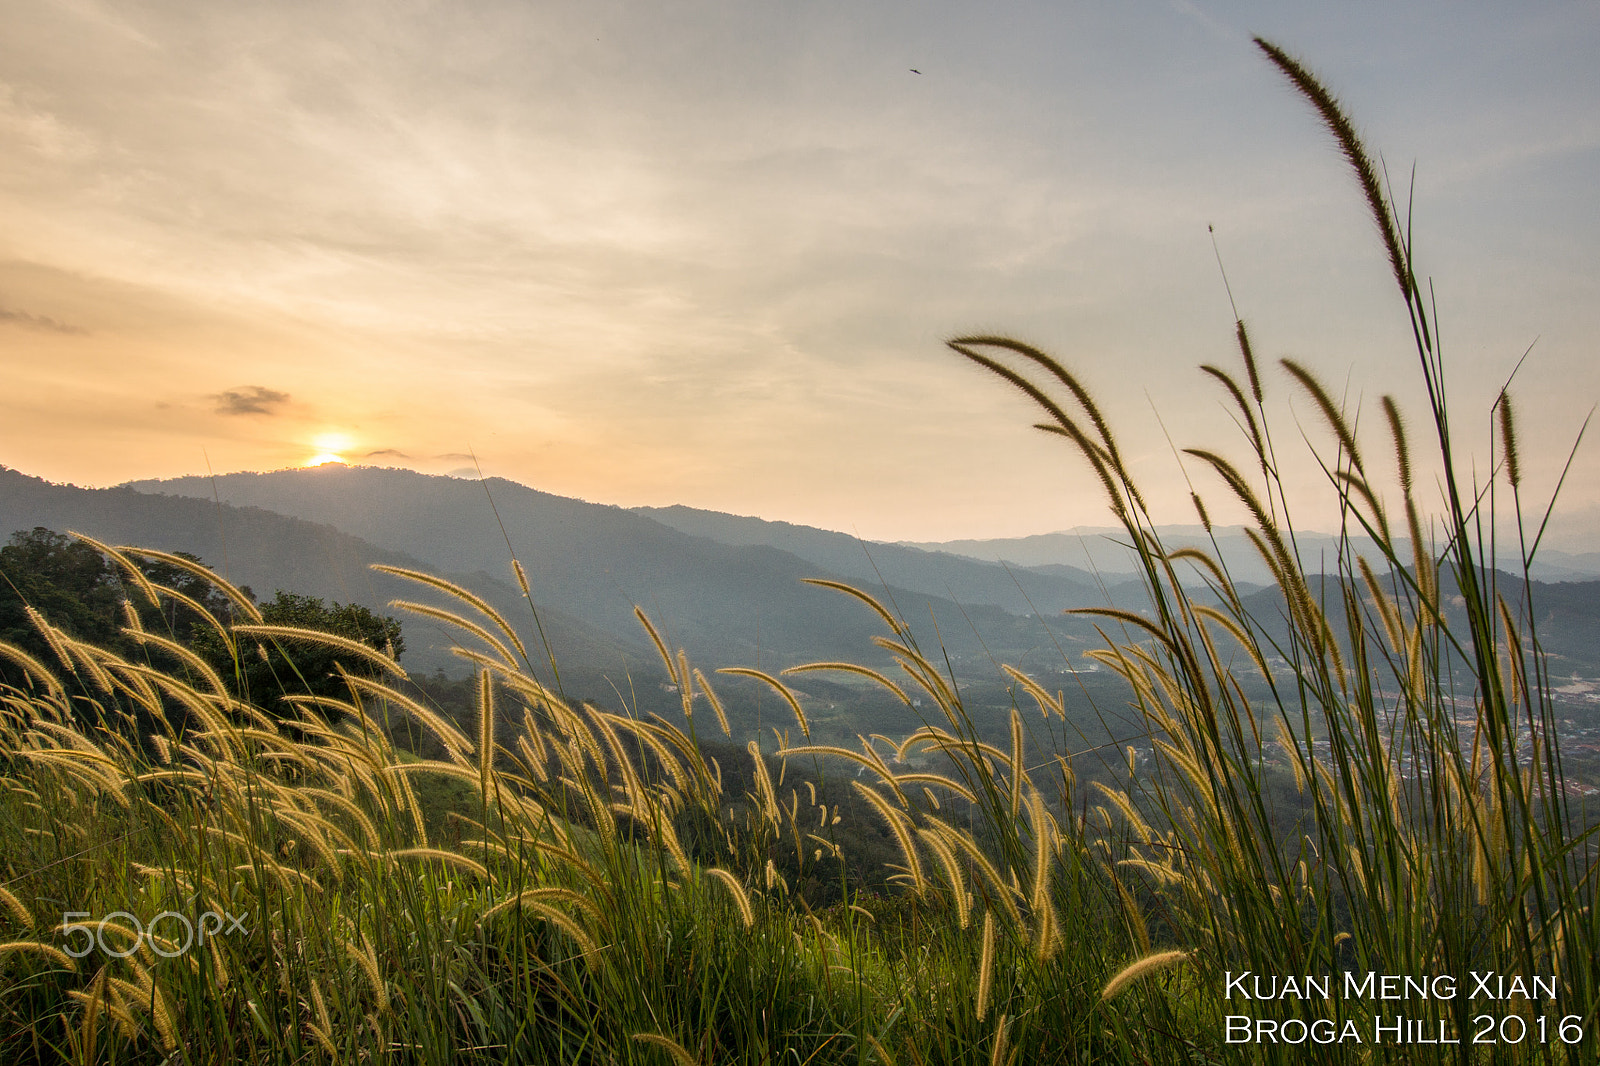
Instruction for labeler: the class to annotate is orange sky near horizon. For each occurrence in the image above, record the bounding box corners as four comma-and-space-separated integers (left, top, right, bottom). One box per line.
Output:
3, 3, 1598, 547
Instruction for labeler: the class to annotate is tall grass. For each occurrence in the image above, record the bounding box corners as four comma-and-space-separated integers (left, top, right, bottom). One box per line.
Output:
0, 37, 1595, 1064
942, 36, 1599, 1061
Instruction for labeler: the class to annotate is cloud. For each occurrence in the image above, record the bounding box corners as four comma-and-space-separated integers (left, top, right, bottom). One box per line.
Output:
363, 447, 411, 459
0, 303, 85, 334
213, 385, 290, 416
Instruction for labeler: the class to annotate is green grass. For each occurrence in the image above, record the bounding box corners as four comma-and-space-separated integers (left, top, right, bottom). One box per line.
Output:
2, 37, 1597, 1064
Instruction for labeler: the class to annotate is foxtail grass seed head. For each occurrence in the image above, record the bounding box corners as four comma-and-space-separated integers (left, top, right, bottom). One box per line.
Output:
119, 543, 264, 622
1281, 357, 1365, 475
389, 600, 519, 667
1100, 949, 1193, 1001
1380, 394, 1414, 494
706, 867, 756, 929
976, 911, 997, 1020
747, 741, 780, 825
1199, 363, 1264, 462
372, 563, 526, 660
1002, 664, 1063, 720
863, 1034, 898, 1066
0, 886, 33, 928
1255, 38, 1410, 299
951, 336, 1138, 504
676, 649, 695, 720
800, 578, 907, 636
988, 1014, 1012, 1066
478, 668, 497, 798
1009, 708, 1025, 819
342, 934, 389, 1012
632, 1033, 702, 1066
853, 780, 925, 893
0, 940, 77, 970
920, 827, 969, 928
1498, 390, 1522, 488
25, 606, 74, 672
1028, 789, 1056, 912
693, 667, 731, 736
232, 623, 406, 680
720, 666, 810, 738
1236, 318, 1263, 403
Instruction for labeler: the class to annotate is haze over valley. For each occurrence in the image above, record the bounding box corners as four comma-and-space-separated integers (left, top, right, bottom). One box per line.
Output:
7, 461, 1600, 780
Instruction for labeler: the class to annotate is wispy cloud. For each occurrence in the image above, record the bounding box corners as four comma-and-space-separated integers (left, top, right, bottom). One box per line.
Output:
213, 385, 290, 416
0, 3, 1595, 540
0, 303, 85, 334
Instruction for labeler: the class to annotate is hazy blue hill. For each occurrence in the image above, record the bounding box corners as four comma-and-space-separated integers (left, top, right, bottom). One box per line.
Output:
24, 460, 1595, 749
1435, 570, 1600, 676
634, 504, 1130, 614
120, 467, 1102, 691
1522, 549, 1600, 583
1226, 564, 1600, 677
0, 464, 648, 685
902, 527, 1600, 586
900, 526, 1298, 585
123, 467, 888, 666
2, 465, 434, 609
898, 528, 1142, 571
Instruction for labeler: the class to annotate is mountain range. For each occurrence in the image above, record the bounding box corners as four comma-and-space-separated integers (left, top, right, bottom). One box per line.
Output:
3, 465, 1114, 733
897, 529, 1600, 586
5, 462, 1598, 736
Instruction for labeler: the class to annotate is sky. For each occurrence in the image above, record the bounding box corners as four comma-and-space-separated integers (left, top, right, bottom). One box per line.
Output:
1, 1, 1597, 546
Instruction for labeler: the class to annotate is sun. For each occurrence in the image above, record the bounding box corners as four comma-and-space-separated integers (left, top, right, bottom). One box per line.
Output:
303, 431, 355, 467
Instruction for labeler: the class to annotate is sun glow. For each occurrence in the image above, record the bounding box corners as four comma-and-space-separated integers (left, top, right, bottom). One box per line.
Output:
303, 431, 354, 467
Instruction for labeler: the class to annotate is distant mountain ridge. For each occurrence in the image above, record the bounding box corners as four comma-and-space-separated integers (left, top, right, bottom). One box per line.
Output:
634, 504, 1133, 614
118, 466, 1102, 679
122, 467, 897, 665
0, 464, 643, 682
7, 462, 1598, 739
899, 528, 1600, 585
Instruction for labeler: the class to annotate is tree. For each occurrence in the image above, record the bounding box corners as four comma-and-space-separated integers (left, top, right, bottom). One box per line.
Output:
0, 528, 127, 687
129, 550, 253, 645
199, 591, 405, 723
0, 528, 404, 732
0, 528, 257, 690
